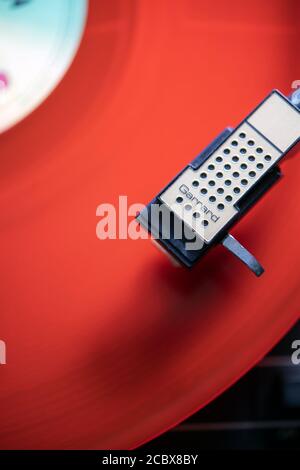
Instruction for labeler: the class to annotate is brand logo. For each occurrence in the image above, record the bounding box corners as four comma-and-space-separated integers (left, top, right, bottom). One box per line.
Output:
179, 184, 220, 223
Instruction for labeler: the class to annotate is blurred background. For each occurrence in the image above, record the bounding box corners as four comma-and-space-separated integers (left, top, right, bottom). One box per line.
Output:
146, 321, 300, 450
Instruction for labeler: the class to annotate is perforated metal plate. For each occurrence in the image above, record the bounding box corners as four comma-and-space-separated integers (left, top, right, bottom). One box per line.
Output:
160, 122, 282, 243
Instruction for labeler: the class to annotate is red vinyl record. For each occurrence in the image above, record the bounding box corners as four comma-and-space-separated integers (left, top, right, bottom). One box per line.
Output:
0, 0, 299, 449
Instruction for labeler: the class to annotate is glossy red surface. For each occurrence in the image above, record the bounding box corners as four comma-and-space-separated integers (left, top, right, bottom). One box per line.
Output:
0, 0, 299, 449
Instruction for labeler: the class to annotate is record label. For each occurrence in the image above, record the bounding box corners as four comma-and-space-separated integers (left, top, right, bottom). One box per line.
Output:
0, 0, 88, 133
